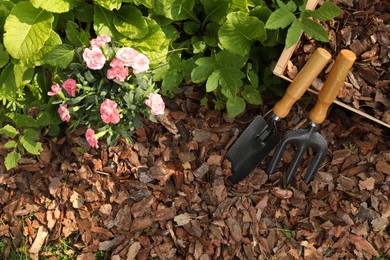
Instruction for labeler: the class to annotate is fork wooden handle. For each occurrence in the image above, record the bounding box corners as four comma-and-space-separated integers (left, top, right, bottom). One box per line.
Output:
309, 50, 356, 124
273, 48, 331, 118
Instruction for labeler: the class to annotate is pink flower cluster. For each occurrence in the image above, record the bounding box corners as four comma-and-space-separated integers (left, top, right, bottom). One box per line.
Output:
83, 46, 106, 70
90, 34, 111, 48
48, 78, 77, 97
100, 99, 120, 124
58, 104, 70, 122
82, 35, 150, 80
52, 35, 158, 149
49, 79, 77, 123
145, 93, 165, 115
106, 47, 150, 81
107, 57, 129, 82
85, 128, 99, 148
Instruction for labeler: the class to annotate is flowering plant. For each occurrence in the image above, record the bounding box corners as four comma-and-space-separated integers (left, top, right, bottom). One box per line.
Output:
49, 35, 165, 148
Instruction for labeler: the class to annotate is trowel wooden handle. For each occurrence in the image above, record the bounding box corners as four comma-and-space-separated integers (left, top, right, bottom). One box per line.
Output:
273, 48, 331, 118
309, 50, 356, 124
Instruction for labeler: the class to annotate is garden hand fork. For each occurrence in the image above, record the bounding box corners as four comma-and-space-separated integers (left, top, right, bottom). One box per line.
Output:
267, 49, 356, 185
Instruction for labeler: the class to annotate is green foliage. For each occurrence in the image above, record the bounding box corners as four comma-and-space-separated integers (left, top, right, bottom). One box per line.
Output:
0, 0, 341, 165
4, 2, 54, 60
265, 0, 342, 48
0, 123, 43, 170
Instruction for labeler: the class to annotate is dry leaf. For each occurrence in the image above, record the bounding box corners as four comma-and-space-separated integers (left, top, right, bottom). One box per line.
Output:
349, 235, 380, 257
70, 191, 85, 209
127, 242, 141, 260
271, 187, 293, 199
174, 213, 197, 226
358, 177, 375, 190
29, 226, 48, 257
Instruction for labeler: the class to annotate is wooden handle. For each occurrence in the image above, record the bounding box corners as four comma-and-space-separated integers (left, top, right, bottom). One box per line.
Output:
309, 49, 356, 124
273, 48, 331, 118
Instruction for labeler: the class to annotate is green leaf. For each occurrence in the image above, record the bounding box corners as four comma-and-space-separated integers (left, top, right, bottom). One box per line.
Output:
22, 139, 43, 155
191, 37, 206, 54
93, 5, 123, 39
121, 18, 168, 65
114, 5, 149, 39
216, 50, 247, 69
153, 0, 197, 21
226, 96, 246, 117
13, 114, 40, 128
73, 2, 94, 23
205, 70, 220, 92
132, 0, 153, 9
242, 84, 262, 105
5, 150, 21, 170
191, 57, 217, 83
200, 0, 229, 23
3, 140, 17, 149
276, 0, 296, 13
247, 70, 258, 87
229, 0, 247, 12
301, 17, 329, 42
36, 111, 53, 127
94, 0, 122, 10
203, 22, 220, 47
0, 124, 19, 138
4, 2, 54, 59
31, 0, 81, 13
0, 43, 9, 69
20, 129, 42, 155
219, 12, 267, 56
250, 6, 272, 24
23, 30, 62, 67
0, 63, 34, 99
161, 72, 182, 98
285, 19, 302, 48
183, 21, 200, 35
265, 8, 296, 29
0, 2, 14, 33
308, 2, 342, 21
218, 67, 245, 98
45, 44, 75, 68
24, 129, 40, 141
66, 21, 90, 47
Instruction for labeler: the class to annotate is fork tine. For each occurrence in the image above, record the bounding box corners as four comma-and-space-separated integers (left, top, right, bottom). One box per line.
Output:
303, 143, 328, 183
285, 144, 308, 185
267, 138, 290, 174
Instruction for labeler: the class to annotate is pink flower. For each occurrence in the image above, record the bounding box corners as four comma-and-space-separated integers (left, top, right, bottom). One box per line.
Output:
115, 47, 138, 67
132, 53, 150, 74
48, 83, 61, 96
90, 34, 111, 48
58, 104, 70, 122
110, 57, 124, 67
100, 99, 120, 124
62, 78, 77, 97
85, 128, 99, 148
83, 46, 106, 70
145, 93, 165, 115
107, 66, 129, 82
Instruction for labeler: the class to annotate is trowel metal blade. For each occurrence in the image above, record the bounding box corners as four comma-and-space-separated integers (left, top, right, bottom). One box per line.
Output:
226, 115, 280, 184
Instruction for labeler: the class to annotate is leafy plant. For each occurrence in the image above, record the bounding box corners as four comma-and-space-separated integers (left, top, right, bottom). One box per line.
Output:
265, 0, 342, 48
0, 124, 42, 170
47, 35, 164, 147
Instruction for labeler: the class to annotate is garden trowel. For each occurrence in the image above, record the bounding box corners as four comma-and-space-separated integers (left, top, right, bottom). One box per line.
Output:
226, 48, 332, 184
